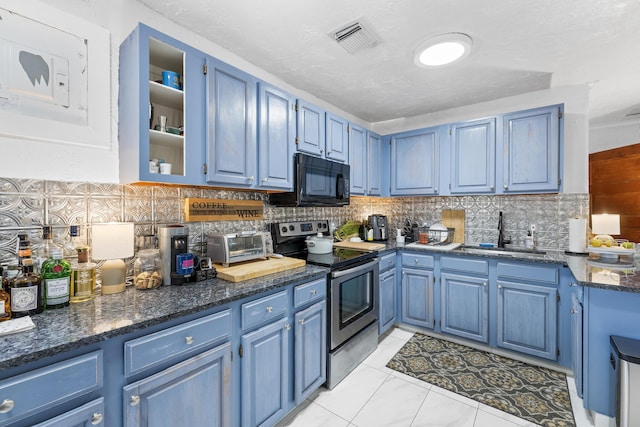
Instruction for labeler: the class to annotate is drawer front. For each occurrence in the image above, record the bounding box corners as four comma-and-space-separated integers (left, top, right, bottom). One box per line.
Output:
242, 290, 289, 330
496, 262, 559, 285
0, 351, 103, 427
124, 309, 231, 378
294, 278, 326, 308
379, 252, 397, 273
441, 256, 489, 275
401, 252, 434, 269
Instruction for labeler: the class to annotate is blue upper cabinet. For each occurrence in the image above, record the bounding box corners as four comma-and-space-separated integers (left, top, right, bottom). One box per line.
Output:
450, 118, 496, 194
295, 100, 325, 158
367, 132, 383, 196
205, 57, 257, 187
257, 83, 295, 190
349, 124, 367, 195
325, 113, 349, 163
119, 24, 206, 185
390, 127, 440, 195
502, 105, 562, 193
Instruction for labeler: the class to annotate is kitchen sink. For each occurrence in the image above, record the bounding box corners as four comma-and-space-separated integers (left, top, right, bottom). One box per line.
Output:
456, 246, 549, 259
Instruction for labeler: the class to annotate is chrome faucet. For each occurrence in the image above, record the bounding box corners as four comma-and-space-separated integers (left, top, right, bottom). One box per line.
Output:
497, 211, 511, 248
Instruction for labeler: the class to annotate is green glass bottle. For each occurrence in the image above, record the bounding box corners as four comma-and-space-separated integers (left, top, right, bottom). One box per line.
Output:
40, 247, 71, 309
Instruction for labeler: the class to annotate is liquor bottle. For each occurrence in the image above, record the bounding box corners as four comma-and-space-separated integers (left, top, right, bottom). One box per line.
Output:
8, 259, 43, 317
40, 247, 71, 309
63, 225, 90, 262
0, 267, 11, 321
70, 247, 97, 303
35, 225, 58, 274
17, 233, 32, 266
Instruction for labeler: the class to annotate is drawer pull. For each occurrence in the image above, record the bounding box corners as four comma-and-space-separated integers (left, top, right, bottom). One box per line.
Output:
266, 306, 273, 313
130, 395, 140, 406
0, 399, 14, 413
91, 412, 104, 425
311, 289, 317, 296
414, 259, 418, 264
285, 323, 291, 330
185, 336, 194, 345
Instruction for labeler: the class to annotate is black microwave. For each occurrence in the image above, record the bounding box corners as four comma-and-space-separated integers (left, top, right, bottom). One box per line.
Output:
270, 153, 350, 207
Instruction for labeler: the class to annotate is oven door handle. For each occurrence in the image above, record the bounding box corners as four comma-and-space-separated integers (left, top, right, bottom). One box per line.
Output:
331, 258, 378, 279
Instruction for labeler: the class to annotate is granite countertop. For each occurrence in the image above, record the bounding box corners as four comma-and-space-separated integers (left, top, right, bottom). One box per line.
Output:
0, 264, 328, 371
385, 239, 640, 293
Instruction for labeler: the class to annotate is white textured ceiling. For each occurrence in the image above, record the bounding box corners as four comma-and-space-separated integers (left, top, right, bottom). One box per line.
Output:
138, 0, 640, 125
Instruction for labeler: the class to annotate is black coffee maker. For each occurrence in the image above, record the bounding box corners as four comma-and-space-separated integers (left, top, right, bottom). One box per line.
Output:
368, 215, 388, 241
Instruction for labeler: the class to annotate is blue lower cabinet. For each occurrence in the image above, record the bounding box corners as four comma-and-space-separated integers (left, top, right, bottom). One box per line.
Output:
440, 272, 489, 343
401, 268, 435, 329
123, 343, 231, 427
496, 280, 557, 360
378, 268, 397, 335
294, 301, 326, 404
32, 398, 104, 427
241, 318, 289, 427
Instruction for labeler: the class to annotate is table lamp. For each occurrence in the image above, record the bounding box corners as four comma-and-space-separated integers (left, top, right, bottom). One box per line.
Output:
591, 214, 620, 241
92, 222, 134, 294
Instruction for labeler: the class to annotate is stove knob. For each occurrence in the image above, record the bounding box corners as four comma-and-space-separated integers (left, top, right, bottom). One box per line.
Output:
318, 222, 324, 229
281, 226, 288, 233
289, 225, 295, 231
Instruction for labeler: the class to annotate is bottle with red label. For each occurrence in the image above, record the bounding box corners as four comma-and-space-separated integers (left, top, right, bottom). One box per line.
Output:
40, 247, 71, 309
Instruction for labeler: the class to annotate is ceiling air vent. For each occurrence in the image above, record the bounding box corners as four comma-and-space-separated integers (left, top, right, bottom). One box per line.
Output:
332, 19, 379, 54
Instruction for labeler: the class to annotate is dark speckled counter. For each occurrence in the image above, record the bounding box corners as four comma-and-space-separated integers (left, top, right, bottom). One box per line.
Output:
0, 264, 328, 371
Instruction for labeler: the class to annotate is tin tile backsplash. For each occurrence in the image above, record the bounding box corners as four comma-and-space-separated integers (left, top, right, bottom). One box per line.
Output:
0, 177, 589, 264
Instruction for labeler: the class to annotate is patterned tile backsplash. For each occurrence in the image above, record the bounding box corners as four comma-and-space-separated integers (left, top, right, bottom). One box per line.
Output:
0, 177, 589, 265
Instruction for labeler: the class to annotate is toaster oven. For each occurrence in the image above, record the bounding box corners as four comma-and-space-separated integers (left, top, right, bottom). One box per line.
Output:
207, 231, 271, 267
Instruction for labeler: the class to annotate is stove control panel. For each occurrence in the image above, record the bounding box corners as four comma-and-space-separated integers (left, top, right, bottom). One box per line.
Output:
275, 220, 329, 238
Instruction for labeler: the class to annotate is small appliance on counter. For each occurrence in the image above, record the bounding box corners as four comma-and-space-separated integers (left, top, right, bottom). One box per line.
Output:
368, 215, 388, 241
207, 231, 270, 267
158, 225, 216, 285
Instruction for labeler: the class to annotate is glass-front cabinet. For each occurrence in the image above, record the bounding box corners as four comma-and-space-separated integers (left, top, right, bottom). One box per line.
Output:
119, 24, 206, 184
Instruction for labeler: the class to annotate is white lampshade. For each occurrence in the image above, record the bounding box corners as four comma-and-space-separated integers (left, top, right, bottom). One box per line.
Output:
91, 223, 134, 294
591, 214, 620, 236
92, 222, 135, 260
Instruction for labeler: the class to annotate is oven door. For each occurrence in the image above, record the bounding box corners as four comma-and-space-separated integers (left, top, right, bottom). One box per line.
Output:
329, 258, 379, 350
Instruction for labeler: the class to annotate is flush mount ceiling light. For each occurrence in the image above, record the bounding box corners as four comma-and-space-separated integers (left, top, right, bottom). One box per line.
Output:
414, 33, 473, 68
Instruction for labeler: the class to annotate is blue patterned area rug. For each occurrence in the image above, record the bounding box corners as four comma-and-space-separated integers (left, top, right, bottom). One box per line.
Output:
387, 333, 575, 427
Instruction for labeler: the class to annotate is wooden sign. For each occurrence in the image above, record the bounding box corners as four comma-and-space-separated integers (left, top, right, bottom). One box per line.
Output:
184, 198, 264, 222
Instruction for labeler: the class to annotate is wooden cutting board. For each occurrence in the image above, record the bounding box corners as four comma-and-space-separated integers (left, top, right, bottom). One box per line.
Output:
213, 257, 306, 282
442, 210, 465, 243
333, 241, 386, 251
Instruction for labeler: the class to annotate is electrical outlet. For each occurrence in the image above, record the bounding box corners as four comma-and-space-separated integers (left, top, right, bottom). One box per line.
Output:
530, 224, 536, 233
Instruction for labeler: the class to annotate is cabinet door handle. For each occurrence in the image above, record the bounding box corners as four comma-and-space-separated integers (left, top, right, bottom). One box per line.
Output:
504, 184, 508, 190
266, 306, 273, 313
483, 282, 487, 287
498, 284, 502, 289
185, 336, 194, 345
91, 412, 104, 425
130, 395, 140, 406
571, 309, 577, 314
0, 399, 14, 413
320, 149, 324, 154
490, 185, 494, 190
434, 187, 438, 193
299, 319, 305, 325
248, 176, 255, 181
414, 259, 418, 264
262, 177, 268, 183
285, 323, 291, 330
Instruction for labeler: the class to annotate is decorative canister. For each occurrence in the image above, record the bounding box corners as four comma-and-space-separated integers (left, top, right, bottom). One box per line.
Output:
133, 249, 163, 289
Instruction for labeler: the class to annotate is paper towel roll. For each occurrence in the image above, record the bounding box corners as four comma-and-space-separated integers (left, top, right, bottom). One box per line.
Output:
569, 218, 587, 253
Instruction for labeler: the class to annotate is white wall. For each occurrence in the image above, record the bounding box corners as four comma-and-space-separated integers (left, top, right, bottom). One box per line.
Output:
589, 120, 640, 153
0, 0, 591, 193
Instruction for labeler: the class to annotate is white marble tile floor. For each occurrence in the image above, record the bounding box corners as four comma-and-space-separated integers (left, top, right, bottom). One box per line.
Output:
277, 327, 595, 427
